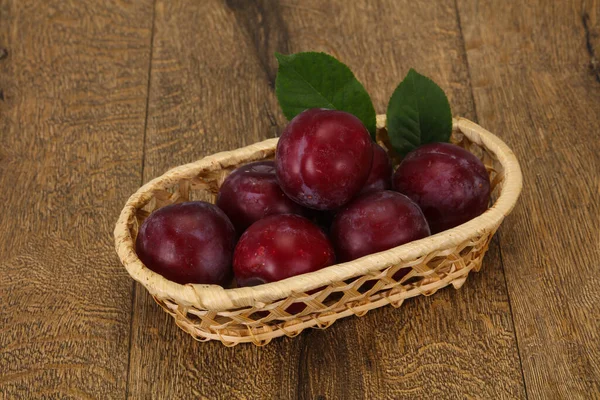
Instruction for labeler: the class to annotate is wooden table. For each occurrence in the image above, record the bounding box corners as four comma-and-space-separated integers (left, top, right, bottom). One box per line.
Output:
1, 1, 599, 399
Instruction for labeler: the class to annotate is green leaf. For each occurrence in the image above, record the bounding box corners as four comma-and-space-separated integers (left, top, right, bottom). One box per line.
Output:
386, 69, 452, 156
275, 52, 376, 137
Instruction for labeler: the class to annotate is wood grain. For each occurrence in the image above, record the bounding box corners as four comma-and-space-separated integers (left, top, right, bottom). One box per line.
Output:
126, 1, 299, 399
0, 1, 153, 398
2, 1, 596, 398
281, 3, 524, 398
456, 0, 600, 398
128, 1, 525, 399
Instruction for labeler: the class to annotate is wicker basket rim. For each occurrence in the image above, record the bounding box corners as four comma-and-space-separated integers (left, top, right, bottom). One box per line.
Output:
114, 116, 523, 311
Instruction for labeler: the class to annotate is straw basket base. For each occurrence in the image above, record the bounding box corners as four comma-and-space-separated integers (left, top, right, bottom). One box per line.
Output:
152, 227, 494, 346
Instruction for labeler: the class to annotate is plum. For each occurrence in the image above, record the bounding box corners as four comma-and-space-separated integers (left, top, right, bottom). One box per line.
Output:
135, 201, 236, 285
393, 142, 490, 233
275, 108, 373, 210
216, 161, 307, 234
330, 191, 430, 262
233, 214, 335, 287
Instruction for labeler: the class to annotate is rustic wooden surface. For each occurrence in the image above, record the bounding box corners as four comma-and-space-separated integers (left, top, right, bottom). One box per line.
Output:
0, 0, 154, 398
0, 0, 598, 399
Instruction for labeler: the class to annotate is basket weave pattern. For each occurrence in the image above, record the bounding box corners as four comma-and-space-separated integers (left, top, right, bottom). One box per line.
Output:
115, 116, 522, 346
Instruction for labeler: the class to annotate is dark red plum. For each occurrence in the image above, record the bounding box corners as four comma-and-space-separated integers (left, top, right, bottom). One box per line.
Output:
275, 108, 373, 210
216, 161, 307, 234
359, 142, 392, 194
136, 201, 236, 285
233, 214, 335, 287
393, 142, 490, 234
331, 191, 430, 262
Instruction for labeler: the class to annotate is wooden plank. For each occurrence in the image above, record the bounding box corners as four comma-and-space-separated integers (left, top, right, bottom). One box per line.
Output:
0, 1, 153, 398
456, 0, 600, 398
126, 1, 300, 399
128, 0, 526, 399
281, 2, 525, 398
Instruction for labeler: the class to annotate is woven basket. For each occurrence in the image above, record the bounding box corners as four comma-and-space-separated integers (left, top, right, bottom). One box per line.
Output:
114, 116, 522, 346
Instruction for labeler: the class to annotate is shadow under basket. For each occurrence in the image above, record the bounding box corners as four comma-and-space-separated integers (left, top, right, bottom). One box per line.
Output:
114, 116, 522, 346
